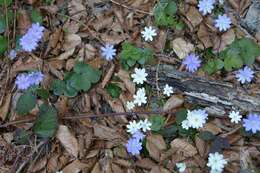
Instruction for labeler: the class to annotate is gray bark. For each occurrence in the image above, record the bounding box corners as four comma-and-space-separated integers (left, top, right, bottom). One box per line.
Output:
147, 65, 260, 116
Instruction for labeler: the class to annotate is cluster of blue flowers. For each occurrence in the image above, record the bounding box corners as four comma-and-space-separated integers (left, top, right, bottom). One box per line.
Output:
15, 71, 44, 90
20, 23, 45, 52
243, 113, 260, 134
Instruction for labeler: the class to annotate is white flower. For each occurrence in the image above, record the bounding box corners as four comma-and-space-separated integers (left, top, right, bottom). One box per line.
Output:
198, 0, 215, 15
56, 171, 63, 173
131, 68, 148, 85
139, 119, 152, 132
126, 101, 135, 111
163, 84, 173, 97
101, 44, 116, 61
181, 120, 191, 130
207, 152, 227, 173
215, 14, 232, 32
228, 111, 242, 124
218, 0, 224, 4
186, 109, 208, 129
176, 162, 186, 173
127, 120, 142, 134
141, 26, 157, 42
133, 88, 147, 106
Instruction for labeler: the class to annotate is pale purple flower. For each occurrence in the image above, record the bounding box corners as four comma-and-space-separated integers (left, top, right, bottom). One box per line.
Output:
28, 72, 44, 85
198, 0, 215, 15
243, 113, 260, 134
126, 137, 142, 155
215, 14, 231, 32
101, 44, 116, 61
235, 66, 254, 84
132, 130, 145, 141
20, 23, 44, 52
8, 49, 17, 60
15, 71, 44, 90
15, 73, 32, 90
182, 54, 201, 73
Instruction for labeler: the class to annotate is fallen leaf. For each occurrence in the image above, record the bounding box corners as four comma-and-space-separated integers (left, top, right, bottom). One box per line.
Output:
93, 124, 122, 140
172, 38, 195, 59
101, 63, 115, 88
116, 69, 136, 94
63, 34, 81, 51
163, 95, 184, 111
146, 134, 166, 161
56, 125, 79, 158
170, 138, 197, 157
62, 159, 88, 173
197, 23, 213, 49
0, 93, 12, 120
214, 29, 235, 52
150, 166, 171, 173
201, 122, 222, 135
186, 6, 203, 28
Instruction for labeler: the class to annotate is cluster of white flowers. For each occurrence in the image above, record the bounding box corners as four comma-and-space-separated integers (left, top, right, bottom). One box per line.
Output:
207, 152, 227, 173
126, 88, 147, 111
181, 109, 208, 130
198, 0, 231, 31
127, 119, 152, 134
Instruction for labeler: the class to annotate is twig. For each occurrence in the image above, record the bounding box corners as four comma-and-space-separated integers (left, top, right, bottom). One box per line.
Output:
110, 0, 153, 15
4, 0, 10, 51
0, 110, 167, 128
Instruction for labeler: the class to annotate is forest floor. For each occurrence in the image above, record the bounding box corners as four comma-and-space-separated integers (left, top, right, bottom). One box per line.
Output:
0, 0, 260, 173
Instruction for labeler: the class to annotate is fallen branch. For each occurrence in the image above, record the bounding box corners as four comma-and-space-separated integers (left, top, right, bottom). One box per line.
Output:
147, 65, 260, 116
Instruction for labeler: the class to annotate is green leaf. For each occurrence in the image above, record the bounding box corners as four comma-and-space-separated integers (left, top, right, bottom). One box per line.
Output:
33, 104, 58, 138
74, 61, 90, 74
160, 125, 177, 138
31, 9, 43, 24
0, 16, 6, 33
0, 35, 8, 54
73, 62, 101, 83
14, 129, 30, 144
36, 88, 49, 100
204, 59, 224, 75
0, 0, 12, 6
238, 38, 260, 65
51, 80, 66, 96
70, 73, 91, 91
106, 83, 122, 98
64, 82, 78, 97
16, 91, 37, 115
149, 115, 165, 132
175, 109, 188, 124
198, 131, 215, 141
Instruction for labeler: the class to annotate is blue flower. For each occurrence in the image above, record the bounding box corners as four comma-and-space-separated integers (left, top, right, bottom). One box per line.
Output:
20, 23, 44, 52
15, 71, 44, 90
101, 44, 116, 61
126, 137, 142, 155
235, 66, 254, 84
243, 113, 260, 134
215, 14, 231, 32
132, 130, 145, 141
182, 54, 201, 73
15, 73, 32, 90
198, 0, 215, 15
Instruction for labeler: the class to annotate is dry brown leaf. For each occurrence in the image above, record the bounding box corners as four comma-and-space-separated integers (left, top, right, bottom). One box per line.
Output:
93, 124, 122, 140
150, 166, 171, 173
62, 159, 88, 173
146, 134, 166, 162
172, 38, 195, 59
201, 122, 222, 135
170, 138, 197, 157
56, 125, 79, 158
186, 6, 203, 28
154, 30, 167, 52
197, 24, 213, 49
17, 10, 31, 34
0, 93, 11, 120
63, 34, 81, 51
195, 136, 206, 157
68, 0, 86, 20
91, 162, 102, 173
101, 63, 115, 88
136, 158, 157, 170
214, 29, 235, 52
163, 95, 184, 111
30, 157, 47, 173
116, 69, 136, 94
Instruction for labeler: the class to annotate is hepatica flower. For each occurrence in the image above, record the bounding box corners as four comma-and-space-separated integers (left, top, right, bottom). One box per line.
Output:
182, 54, 201, 73
198, 0, 215, 15
139, 119, 152, 132
126, 137, 142, 155
141, 26, 157, 42
126, 101, 135, 111
8, 49, 17, 60
228, 111, 242, 124
101, 44, 116, 61
176, 162, 186, 173
207, 152, 227, 173
243, 113, 260, 134
163, 84, 173, 97
235, 66, 254, 84
131, 68, 148, 85
15, 71, 44, 90
20, 23, 44, 52
133, 87, 147, 106
215, 14, 232, 32
127, 120, 142, 134
132, 130, 145, 141
183, 109, 208, 129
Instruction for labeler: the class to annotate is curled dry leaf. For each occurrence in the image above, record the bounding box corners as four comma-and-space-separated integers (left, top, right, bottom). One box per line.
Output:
172, 38, 195, 60
116, 69, 135, 95
136, 158, 157, 170
101, 63, 115, 88
62, 159, 88, 173
146, 134, 166, 162
214, 29, 235, 52
56, 125, 79, 158
201, 122, 222, 135
63, 33, 82, 51
195, 136, 206, 157
197, 23, 213, 49
150, 166, 171, 173
186, 6, 203, 28
93, 124, 122, 140
17, 10, 31, 35
163, 94, 184, 111
170, 138, 197, 157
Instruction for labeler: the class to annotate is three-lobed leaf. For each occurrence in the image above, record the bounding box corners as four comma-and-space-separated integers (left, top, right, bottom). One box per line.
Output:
16, 91, 37, 115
